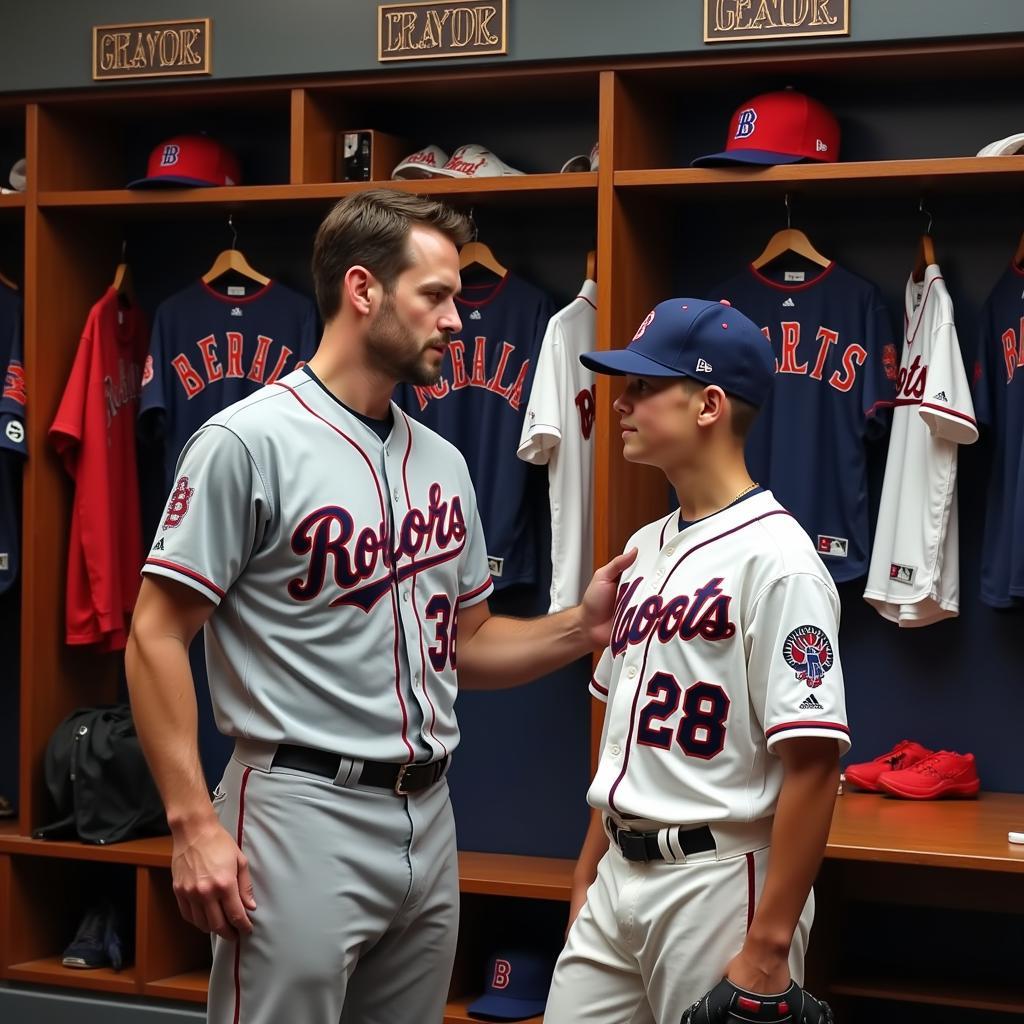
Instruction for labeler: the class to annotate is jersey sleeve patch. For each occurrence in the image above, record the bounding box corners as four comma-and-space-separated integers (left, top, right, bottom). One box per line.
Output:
161, 475, 195, 530
781, 625, 834, 689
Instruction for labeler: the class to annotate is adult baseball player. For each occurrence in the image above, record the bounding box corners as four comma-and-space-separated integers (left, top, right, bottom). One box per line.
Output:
712, 262, 897, 582
544, 298, 849, 1024
49, 288, 148, 650
395, 272, 555, 589
125, 191, 632, 1024
973, 261, 1024, 607
864, 263, 978, 625
517, 278, 597, 611
0, 282, 26, 595
139, 278, 318, 493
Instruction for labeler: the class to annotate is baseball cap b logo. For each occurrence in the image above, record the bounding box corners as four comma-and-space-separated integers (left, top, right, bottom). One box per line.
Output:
734, 108, 758, 139
160, 144, 181, 167
491, 959, 511, 990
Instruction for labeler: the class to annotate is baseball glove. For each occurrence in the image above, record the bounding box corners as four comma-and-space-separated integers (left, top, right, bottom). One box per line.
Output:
681, 977, 834, 1024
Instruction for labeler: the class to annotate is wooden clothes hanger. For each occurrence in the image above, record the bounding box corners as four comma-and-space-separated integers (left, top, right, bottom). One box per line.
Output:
202, 215, 270, 286
912, 200, 937, 284
752, 194, 830, 270
458, 240, 507, 278
111, 240, 134, 302
585, 249, 597, 282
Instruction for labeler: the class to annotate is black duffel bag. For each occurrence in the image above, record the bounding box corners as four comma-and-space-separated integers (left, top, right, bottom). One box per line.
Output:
34, 703, 168, 845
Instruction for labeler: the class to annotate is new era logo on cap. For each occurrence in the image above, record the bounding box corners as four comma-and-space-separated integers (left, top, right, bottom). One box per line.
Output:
696, 358, 714, 373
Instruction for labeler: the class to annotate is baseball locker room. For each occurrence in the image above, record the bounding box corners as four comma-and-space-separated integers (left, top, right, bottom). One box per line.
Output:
0, 2, 1023, 1023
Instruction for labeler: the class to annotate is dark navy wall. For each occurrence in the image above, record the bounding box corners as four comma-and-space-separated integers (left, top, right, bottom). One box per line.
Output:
1, 1, 1024, 93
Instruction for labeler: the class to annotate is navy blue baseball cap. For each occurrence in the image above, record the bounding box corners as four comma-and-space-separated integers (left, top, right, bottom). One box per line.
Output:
467, 949, 554, 1020
580, 297, 775, 408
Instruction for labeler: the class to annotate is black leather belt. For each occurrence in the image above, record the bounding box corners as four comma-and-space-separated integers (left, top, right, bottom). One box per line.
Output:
271, 744, 449, 795
607, 819, 716, 862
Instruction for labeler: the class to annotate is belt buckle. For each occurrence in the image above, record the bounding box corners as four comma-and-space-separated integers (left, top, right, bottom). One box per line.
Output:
394, 764, 411, 796
617, 829, 649, 862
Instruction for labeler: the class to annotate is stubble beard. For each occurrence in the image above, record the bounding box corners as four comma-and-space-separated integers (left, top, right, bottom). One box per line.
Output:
366, 296, 448, 387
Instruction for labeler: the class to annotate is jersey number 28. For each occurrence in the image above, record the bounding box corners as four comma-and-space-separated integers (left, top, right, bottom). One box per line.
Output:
636, 673, 730, 760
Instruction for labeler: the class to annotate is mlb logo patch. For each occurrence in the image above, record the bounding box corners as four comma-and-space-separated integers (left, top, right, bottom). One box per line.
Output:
890, 563, 916, 585
817, 535, 848, 558
488, 556, 504, 577
160, 144, 181, 167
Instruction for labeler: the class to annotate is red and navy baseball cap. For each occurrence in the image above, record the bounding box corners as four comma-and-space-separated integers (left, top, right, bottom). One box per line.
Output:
580, 298, 776, 408
467, 949, 554, 1021
128, 135, 241, 188
692, 89, 839, 167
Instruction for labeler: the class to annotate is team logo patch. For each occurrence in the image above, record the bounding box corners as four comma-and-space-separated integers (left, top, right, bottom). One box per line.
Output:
160, 144, 181, 167
882, 344, 898, 381
3, 361, 26, 405
141, 355, 154, 387
632, 310, 655, 341
162, 475, 195, 531
734, 107, 758, 139
799, 693, 824, 710
488, 556, 504, 577
817, 535, 848, 558
4, 420, 23, 445
890, 563, 915, 585
783, 626, 834, 688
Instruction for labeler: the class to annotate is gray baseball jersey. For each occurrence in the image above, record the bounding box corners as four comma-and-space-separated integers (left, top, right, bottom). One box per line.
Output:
142, 366, 494, 763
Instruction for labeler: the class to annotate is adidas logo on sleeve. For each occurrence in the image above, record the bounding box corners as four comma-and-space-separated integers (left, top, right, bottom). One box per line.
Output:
799, 694, 824, 710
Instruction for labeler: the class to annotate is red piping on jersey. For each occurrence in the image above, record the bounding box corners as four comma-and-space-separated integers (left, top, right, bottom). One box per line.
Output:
905, 276, 944, 346
232, 766, 252, 1024
144, 558, 226, 599
455, 274, 511, 309
459, 578, 492, 603
398, 412, 448, 760
577, 293, 597, 311
765, 720, 850, 740
864, 398, 896, 420
274, 380, 415, 763
1012, 261, 1024, 279
747, 262, 836, 292
745, 852, 755, 931
606, 508, 796, 816
591, 679, 609, 697
200, 279, 275, 304
919, 402, 977, 427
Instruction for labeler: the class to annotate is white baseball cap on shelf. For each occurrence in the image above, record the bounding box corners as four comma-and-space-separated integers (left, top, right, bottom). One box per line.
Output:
430, 143, 524, 178
976, 133, 1024, 157
560, 142, 599, 173
392, 145, 450, 179
8, 158, 26, 191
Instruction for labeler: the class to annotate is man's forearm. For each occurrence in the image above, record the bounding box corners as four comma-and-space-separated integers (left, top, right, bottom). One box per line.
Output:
125, 631, 215, 834
457, 607, 590, 689
744, 744, 839, 965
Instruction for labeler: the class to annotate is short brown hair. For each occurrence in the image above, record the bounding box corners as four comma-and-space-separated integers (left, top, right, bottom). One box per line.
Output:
312, 189, 472, 322
680, 377, 760, 439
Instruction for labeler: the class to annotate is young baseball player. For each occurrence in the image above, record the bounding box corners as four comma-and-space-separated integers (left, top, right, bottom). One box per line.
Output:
125, 190, 634, 1024
544, 298, 847, 1024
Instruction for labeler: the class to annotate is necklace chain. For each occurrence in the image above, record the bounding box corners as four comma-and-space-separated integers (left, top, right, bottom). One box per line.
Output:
728, 481, 758, 507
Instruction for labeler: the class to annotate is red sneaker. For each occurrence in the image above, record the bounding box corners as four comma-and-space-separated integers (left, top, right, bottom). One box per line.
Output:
877, 751, 981, 800
844, 740, 933, 792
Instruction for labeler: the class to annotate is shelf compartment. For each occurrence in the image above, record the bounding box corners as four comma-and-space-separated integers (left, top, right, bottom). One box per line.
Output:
615, 157, 1024, 198
143, 967, 210, 1004
6, 956, 137, 995
457, 852, 574, 900
831, 975, 1024, 1014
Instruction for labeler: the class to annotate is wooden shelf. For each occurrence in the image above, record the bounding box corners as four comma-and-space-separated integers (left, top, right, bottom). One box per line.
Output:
615, 157, 1024, 197
444, 995, 542, 1023
6, 956, 137, 995
831, 974, 1024, 1014
826, 792, 1024, 873
36, 174, 598, 213
457, 851, 574, 901
0, 832, 174, 866
0, 193, 25, 208
143, 968, 210, 1004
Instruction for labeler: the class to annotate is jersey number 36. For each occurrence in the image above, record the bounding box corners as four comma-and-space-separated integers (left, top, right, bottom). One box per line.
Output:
636, 673, 730, 760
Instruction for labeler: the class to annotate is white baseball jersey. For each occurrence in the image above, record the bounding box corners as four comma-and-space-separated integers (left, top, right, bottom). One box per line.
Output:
588, 489, 850, 827
517, 279, 597, 612
142, 366, 494, 763
864, 266, 978, 626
